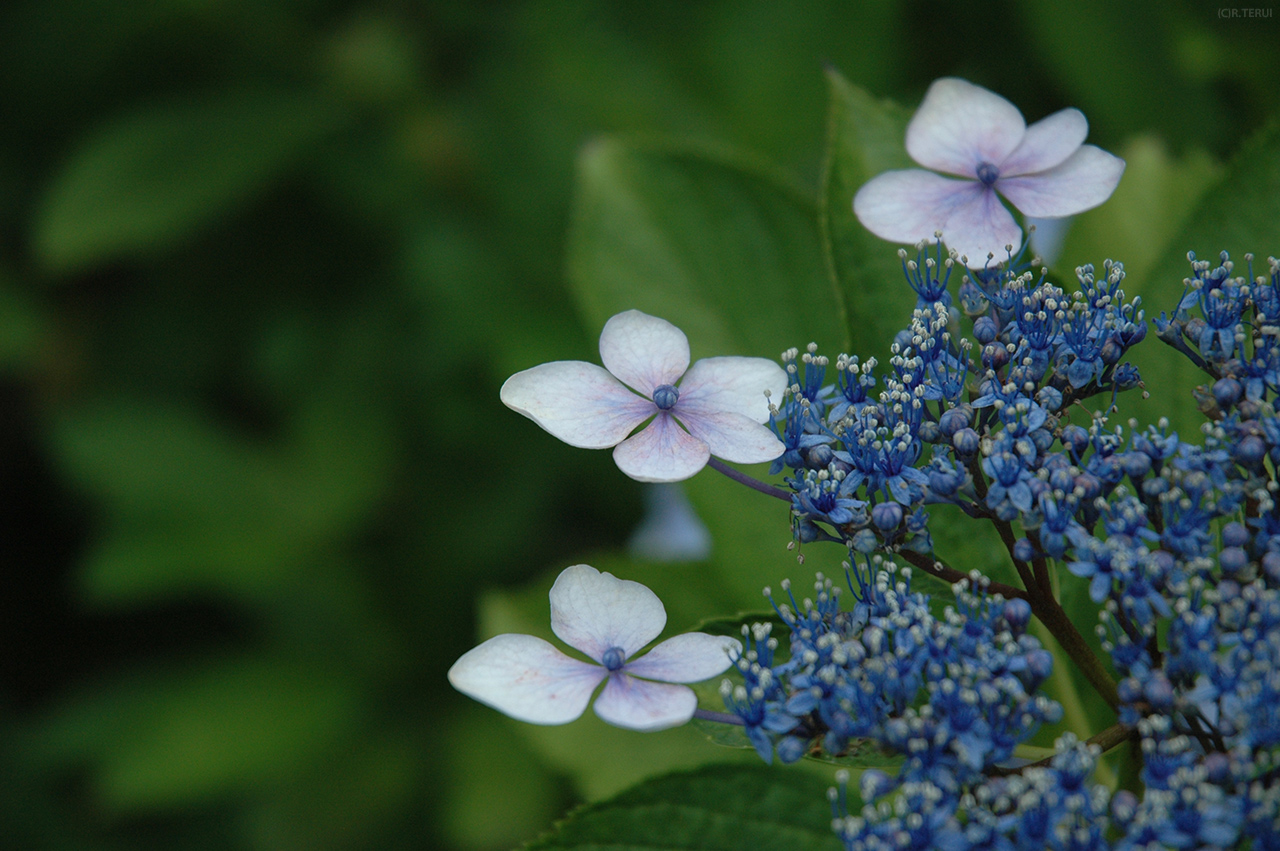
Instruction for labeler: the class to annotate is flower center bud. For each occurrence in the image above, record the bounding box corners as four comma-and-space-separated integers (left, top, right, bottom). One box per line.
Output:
601, 646, 627, 671
975, 161, 1000, 186
652, 383, 679, 410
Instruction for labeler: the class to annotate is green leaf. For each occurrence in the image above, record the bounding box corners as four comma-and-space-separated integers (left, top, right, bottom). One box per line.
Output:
53, 396, 391, 603
32, 657, 361, 810
0, 269, 49, 371
687, 610, 787, 638
1125, 118, 1280, 435
1019, 0, 1222, 149
567, 137, 849, 358
692, 718, 902, 771
818, 69, 918, 360
525, 764, 842, 851
33, 88, 344, 273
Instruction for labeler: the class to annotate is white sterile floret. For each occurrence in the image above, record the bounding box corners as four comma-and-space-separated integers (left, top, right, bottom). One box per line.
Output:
500, 309, 787, 482
854, 77, 1125, 268
447, 564, 741, 732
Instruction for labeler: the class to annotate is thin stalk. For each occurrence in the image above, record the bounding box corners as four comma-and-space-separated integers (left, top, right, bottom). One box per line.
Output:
896, 549, 1029, 601
706, 457, 792, 501
692, 708, 745, 726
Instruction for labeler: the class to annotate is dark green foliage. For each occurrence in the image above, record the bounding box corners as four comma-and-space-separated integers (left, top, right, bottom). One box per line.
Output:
0, 2, 1275, 850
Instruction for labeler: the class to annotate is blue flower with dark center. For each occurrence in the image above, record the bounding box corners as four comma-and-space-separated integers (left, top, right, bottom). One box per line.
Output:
982, 451, 1036, 514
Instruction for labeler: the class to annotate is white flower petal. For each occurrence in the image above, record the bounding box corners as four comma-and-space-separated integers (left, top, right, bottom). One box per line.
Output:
612, 412, 710, 483
996, 145, 1126, 218
500, 361, 655, 448
998, 108, 1088, 177
624, 633, 741, 683
447, 633, 606, 725
599, 310, 690, 398
677, 356, 787, 423
854, 169, 984, 245
938, 187, 1024, 268
549, 564, 667, 661
677, 409, 784, 464
906, 78, 1026, 177
593, 673, 698, 731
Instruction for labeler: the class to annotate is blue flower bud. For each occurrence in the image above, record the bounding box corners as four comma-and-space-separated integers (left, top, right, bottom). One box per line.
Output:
1262, 551, 1280, 584
1049, 467, 1074, 492
1003, 598, 1031, 634
973, 315, 999, 344
1222, 521, 1249, 548
1120, 321, 1147, 347
1013, 538, 1036, 562
982, 343, 1009, 370
952, 428, 979, 456
1117, 677, 1143, 705
1022, 649, 1053, 688
1100, 336, 1123, 365
1060, 425, 1089, 457
1219, 546, 1249, 578
1074, 472, 1102, 500
860, 769, 895, 802
1111, 790, 1139, 823
1120, 451, 1151, 480
1203, 752, 1231, 785
851, 528, 878, 554
1212, 377, 1243, 409
1233, 434, 1266, 466
938, 407, 971, 437
775, 736, 808, 764
1035, 386, 1063, 411
652, 383, 679, 410
1144, 673, 1174, 710
1029, 427, 1054, 454
929, 467, 961, 496
916, 421, 941, 443
871, 502, 903, 532
805, 443, 834, 468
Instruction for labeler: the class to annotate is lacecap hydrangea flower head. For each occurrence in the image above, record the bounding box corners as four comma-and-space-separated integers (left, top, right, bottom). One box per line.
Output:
500, 309, 787, 482
448, 564, 741, 731
854, 77, 1125, 267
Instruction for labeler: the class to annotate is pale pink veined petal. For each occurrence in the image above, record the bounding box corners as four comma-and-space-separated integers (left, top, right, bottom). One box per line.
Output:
624, 633, 741, 683
677, 356, 787, 423
599, 310, 690, 398
593, 672, 698, 731
447, 633, 606, 725
676, 409, 784, 465
612, 412, 710, 483
906, 78, 1026, 177
549, 564, 667, 661
936, 187, 1024, 268
996, 145, 1126, 218
998, 107, 1088, 177
854, 169, 984, 245
500, 361, 655, 448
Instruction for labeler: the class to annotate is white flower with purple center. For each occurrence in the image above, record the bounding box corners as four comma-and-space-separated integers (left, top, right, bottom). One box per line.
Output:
500, 309, 787, 482
854, 77, 1125, 268
447, 564, 741, 731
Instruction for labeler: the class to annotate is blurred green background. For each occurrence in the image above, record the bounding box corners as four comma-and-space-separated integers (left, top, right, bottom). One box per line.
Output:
0, 1, 1276, 849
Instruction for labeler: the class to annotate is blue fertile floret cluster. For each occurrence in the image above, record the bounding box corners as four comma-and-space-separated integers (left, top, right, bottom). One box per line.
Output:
726, 246, 1280, 851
